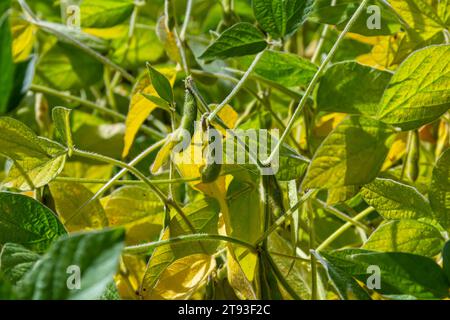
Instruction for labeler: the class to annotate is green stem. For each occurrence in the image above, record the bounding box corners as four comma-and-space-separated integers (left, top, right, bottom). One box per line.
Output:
317, 206, 375, 252
311, 0, 336, 64
29, 84, 164, 140
54, 176, 199, 185
307, 200, 317, 300
314, 199, 371, 233
254, 189, 316, 246
124, 233, 257, 255
207, 49, 266, 122
180, 0, 193, 41
71, 148, 197, 234
263, 0, 370, 165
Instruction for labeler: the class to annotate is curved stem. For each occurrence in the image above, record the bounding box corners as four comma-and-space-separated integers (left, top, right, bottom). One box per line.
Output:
316, 207, 375, 252
263, 0, 370, 165
71, 148, 197, 233
207, 49, 266, 122
54, 176, 199, 185
314, 199, 371, 233
180, 0, 193, 41
124, 233, 257, 255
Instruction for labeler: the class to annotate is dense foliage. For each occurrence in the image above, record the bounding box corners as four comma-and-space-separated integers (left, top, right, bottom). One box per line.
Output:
0, 0, 449, 300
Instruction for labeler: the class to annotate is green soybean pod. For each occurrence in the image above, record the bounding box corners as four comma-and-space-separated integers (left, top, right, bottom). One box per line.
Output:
179, 89, 198, 137
406, 130, 420, 182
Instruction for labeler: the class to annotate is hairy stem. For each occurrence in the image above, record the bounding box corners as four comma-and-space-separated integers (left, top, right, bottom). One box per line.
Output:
263, 0, 370, 165
317, 206, 375, 252
207, 50, 266, 122
124, 233, 257, 255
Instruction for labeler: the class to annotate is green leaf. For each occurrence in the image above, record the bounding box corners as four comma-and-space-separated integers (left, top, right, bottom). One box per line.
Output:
361, 178, 434, 220
6, 55, 36, 114
140, 198, 220, 299
303, 116, 394, 189
17, 228, 125, 300
243, 49, 317, 87
36, 42, 104, 91
0, 243, 40, 284
0, 117, 67, 190
268, 232, 315, 299
146, 63, 174, 105
79, 0, 135, 28
443, 241, 450, 283
309, 0, 401, 36
389, 0, 446, 36
317, 62, 392, 116
103, 185, 165, 226
363, 220, 444, 257
49, 181, 109, 232
112, 26, 164, 69
227, 177, 262, 245
429, 149, 450, 229
252, 0, 313, 38
322, 249, 450, 299
3, 142, 66, 191
52, 107, 73, 155
36, 20, 108, 52
200, 22, 267, 61
0, 0, 14, 114
0, 192, 66, 253
377, 45, 450, 131
312, 251, 371, 300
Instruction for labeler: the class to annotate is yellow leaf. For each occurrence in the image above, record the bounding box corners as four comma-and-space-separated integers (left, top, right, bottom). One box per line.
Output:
211, 104, 239, 135
48, 181, 108, 232
116, 255, 147, 300
382, 133, 408, 171
83, 25, 128, 40
11, 20, 35, 63
123, 68, 177, 157
156, 16, 181, 64
149, 254, 216, 300
150, 135, 178, 174
356, 35, 402, 70
63, 161, 113, 193
227, 249, 257, 300
313, 113, 347, 138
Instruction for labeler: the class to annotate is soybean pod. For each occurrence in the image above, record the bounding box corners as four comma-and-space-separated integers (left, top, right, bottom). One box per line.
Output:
179, 88, 198, 137
405, 130, 420, 182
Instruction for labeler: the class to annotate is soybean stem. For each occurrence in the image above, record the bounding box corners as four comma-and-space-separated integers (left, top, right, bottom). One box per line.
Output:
263, 0, 370, 165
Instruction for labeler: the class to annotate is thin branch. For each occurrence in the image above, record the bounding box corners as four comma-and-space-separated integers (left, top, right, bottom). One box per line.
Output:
263, 0, 370, 165
124, 233, 257, 255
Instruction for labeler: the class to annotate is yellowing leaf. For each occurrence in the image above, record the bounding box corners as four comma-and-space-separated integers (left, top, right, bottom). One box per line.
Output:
83, 24, 128, 39
382, 133, 408, 170
116, 255, 147, 300
11, 20, 35, 63
389, 0, 445, 37
227, 249, 257, 300
49, 181, 108, 232
211, 104, 239, 135
150, 134, 177, 174
150, 254, 216, 300
356, 35, 402, 70
156, 16, 181, 64
123, 68, 177, 157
